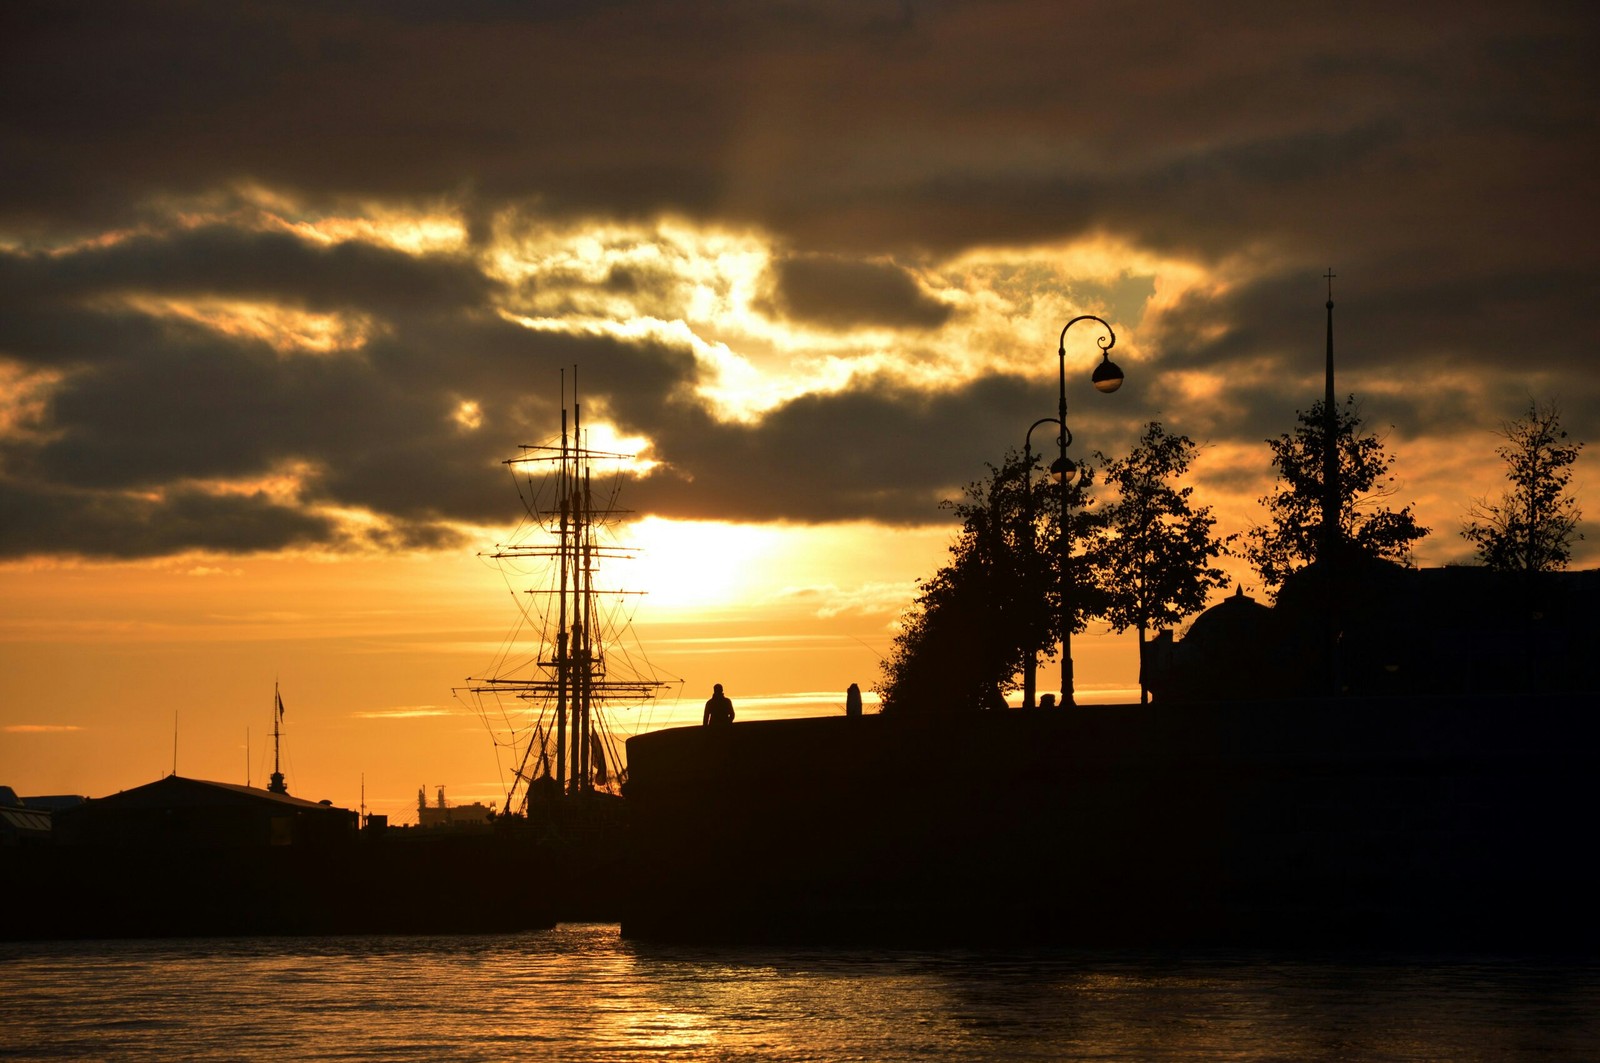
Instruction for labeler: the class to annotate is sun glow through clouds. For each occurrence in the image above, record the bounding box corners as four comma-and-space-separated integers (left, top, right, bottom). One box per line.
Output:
616, 517, 786, 612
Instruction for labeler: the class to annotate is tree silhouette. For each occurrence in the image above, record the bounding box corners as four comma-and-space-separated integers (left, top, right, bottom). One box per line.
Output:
1244, 396, 1428, 596
1089, 423, 1231, 703
877, 450, 1099, 714
1461, 400, 1584, 571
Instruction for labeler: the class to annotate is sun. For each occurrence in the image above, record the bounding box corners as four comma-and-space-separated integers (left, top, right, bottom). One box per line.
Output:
610, 517, 783, 613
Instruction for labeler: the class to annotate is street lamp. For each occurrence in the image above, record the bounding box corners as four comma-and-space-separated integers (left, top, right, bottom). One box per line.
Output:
1021, 416, 1063, 710
1052, 315, 1124, 707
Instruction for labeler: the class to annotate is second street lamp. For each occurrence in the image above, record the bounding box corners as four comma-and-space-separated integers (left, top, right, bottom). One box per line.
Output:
1053, 315, 1124, 707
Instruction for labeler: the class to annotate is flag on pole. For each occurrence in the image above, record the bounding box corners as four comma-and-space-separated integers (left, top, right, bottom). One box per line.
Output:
275, 685, 285, 719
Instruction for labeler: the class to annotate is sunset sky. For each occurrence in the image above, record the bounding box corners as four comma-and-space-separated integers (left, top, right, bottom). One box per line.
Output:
3, 1, 1596, 822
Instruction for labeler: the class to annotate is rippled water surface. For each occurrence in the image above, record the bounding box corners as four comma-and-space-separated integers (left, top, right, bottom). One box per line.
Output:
4, 925, 1597, 1061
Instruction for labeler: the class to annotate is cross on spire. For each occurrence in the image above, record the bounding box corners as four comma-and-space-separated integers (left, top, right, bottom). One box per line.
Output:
1324, 267, 1336, 304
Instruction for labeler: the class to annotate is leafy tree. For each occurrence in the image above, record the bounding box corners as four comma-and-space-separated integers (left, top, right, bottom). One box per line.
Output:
1244, 395, 1429, 595
877, 450, 1100, 714
1089, 422, 1231, 703
1461, 400, 1585, 571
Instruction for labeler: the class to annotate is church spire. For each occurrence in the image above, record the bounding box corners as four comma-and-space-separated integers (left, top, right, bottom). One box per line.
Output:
1320, 269, 1340, 563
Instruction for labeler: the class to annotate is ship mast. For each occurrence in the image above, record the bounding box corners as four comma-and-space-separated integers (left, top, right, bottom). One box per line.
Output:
468, 373, 667, 810
556, 402, 570, 796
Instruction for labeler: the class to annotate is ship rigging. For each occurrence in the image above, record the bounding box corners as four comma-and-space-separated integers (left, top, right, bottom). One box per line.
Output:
462, 382, 672, 814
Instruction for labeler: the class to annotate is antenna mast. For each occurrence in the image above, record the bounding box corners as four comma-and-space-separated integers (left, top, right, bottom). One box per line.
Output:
268, 682, 288, 794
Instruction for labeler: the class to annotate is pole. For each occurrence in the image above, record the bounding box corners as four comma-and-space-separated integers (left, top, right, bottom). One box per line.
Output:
1054, 315, 1119, 707
1321, 269, 1339, 561
1058, 345, 1074, 707
1321, 270, 1341, 696
1022, 417, 1060, 710
1022, 451, 1036, 712
268, 683, 286, 794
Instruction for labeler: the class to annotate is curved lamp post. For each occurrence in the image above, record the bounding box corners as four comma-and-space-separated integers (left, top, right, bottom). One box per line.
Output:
1021, 416, 1063, 710
1052, 315, 1124, 707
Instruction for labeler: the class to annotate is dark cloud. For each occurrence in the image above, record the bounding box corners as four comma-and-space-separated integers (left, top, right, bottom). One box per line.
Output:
760, 254, 952, 330
1142, 260, 1600, 447
2, 0, 1597, 560
0, 227, 496, 325
617, 371, 1141, 526
0, 305, 705, 531
0, 477, 343, 559
0, 228, 713, 555
4, 1, 1592, 264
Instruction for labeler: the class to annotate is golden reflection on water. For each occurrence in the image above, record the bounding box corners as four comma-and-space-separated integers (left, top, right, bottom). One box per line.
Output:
3, 924, 1598, 1061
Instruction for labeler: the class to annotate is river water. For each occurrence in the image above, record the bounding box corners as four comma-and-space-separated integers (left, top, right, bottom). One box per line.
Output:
4, 924, 1597, 1061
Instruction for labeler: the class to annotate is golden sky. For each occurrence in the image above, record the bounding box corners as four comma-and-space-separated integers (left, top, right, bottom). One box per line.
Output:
2, 2, 1597, 820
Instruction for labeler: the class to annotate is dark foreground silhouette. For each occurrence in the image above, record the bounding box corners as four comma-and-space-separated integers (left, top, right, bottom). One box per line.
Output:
621, 694, 1600, 949
11, 692, 1596, 949
1, 777, 632, 940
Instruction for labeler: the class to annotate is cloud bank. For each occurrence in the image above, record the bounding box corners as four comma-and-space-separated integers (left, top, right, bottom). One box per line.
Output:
2, 0, 1596, 562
